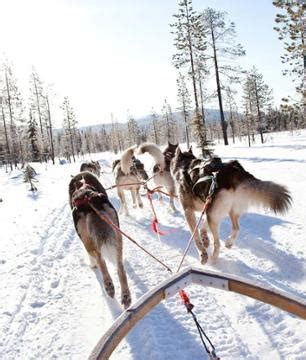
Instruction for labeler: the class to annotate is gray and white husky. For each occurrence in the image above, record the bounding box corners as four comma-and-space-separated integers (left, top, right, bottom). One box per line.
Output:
113, 146, 148, 216
80, 160, 101, 177
171, 146, 292, 264
137, 142, 178, 211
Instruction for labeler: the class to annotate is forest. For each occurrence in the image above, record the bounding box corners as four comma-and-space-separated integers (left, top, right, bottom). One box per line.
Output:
0, 0, 304, 168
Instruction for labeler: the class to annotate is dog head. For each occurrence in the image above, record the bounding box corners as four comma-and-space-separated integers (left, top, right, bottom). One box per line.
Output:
171, 146, 196, 176
163, 142, 179, 163
69, 171, 107, 208
80, 161, 101, 177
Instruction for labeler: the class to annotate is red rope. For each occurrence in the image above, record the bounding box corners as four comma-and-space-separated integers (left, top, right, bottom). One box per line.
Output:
88, 201, 173, 273
146, 189, 168, 236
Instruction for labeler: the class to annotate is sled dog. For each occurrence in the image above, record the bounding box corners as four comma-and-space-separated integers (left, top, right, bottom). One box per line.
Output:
137, 142, 178, 211
112, 146, 148, 216
80, 161, 101, 177
171, 147, 292, 264
69, 171, 131, 308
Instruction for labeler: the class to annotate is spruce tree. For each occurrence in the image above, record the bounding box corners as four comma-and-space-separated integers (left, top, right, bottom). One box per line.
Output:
23, 164, 38, 191
27, 108, 40, 161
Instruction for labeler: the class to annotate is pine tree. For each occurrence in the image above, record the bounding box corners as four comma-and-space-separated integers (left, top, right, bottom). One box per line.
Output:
273, 1, 305, 116
191, 112, 212, 157
44, 92, 55, 164
176, 73, 191, 147
150, 108, 161, 145
23, 164, 38, 191
225, 86, 238, 144
273, 1, 304, 89
170, 0, 209, 154
242, 75, 255, 146
246, 67, 273, 143
127, 114, 140, 146
27, 108, 40, 161
1, 60, 25, 166
202, 8, 245, 145
61, 96, 78, 162
0, 96, 12, 169
29, 69, 45, 141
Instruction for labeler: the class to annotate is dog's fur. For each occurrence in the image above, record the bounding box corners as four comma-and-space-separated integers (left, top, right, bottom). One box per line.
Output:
69, 171, 131, 308
171, 147, 292, 264
112, 146, 148, 216
80, 161, 101, 177
137, 142, 178, 211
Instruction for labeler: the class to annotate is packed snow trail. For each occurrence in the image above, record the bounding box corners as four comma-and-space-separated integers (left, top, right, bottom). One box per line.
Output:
1, 131, 306, 359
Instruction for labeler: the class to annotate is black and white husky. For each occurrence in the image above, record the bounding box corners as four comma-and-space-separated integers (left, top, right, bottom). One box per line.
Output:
171, 147, 292, 264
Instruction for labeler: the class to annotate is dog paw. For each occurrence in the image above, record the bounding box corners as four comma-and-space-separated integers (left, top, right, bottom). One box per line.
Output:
225, 239, 233, 249
121, 291, 132, 309
200, 252, 208, 265
104, 280, 115, 298
200, 230, 210, 248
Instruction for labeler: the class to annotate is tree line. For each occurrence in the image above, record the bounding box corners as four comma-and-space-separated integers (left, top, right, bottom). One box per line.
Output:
0, 1, 304, 169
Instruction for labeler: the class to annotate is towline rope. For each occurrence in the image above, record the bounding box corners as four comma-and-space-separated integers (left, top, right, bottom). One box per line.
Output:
105, 173, 157, 191
86, 197, 173, 274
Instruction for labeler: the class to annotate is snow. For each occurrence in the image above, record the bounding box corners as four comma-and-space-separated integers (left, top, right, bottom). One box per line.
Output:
1, 130, 306, 360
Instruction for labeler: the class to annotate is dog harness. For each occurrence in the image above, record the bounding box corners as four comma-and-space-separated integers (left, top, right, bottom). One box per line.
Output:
189, 157, 223, 200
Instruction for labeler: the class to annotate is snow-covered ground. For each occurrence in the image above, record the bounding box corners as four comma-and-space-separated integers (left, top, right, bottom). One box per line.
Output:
1, 130, 306, 360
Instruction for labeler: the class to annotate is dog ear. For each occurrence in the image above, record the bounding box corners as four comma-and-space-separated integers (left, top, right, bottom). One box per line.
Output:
175, 146, 181, 156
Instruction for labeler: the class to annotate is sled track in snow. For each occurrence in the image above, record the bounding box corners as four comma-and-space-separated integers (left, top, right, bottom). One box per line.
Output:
1, 202, 76, 358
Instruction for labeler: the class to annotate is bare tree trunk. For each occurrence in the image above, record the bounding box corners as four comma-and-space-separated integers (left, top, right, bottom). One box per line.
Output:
254, 79, 264, 144
184, 1, 200, 113
182, 105, 190, 149
65, 103, 76, 162
4, 68, 18, 166
1, 104, 12, 170
46, 95, 55, 164
197, 68, 207, 142
33, 75, 44, 140
210, 23, 228, 145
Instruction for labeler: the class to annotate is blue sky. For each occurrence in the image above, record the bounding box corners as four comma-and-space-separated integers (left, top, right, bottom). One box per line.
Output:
0, 0, 296, 126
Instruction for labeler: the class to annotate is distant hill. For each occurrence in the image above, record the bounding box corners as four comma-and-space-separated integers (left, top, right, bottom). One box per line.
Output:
79, 108, 229, 132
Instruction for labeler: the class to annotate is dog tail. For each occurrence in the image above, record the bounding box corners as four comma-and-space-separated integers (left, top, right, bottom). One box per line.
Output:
121, 145, 136, 174
136, 143, 165, 171
240, 178, 292, 214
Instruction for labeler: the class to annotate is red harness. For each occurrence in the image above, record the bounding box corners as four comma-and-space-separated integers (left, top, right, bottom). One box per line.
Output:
72, 182, 103, 209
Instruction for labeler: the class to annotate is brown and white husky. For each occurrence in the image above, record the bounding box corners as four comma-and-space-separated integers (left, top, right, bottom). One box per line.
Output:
113, 146, 148, 216
137, 142, 178, 211
69, 171, 131, 308
171, 147, 292, 264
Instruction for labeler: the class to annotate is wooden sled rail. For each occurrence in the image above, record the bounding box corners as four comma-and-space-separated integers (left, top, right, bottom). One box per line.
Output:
89, 267, 306, 360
